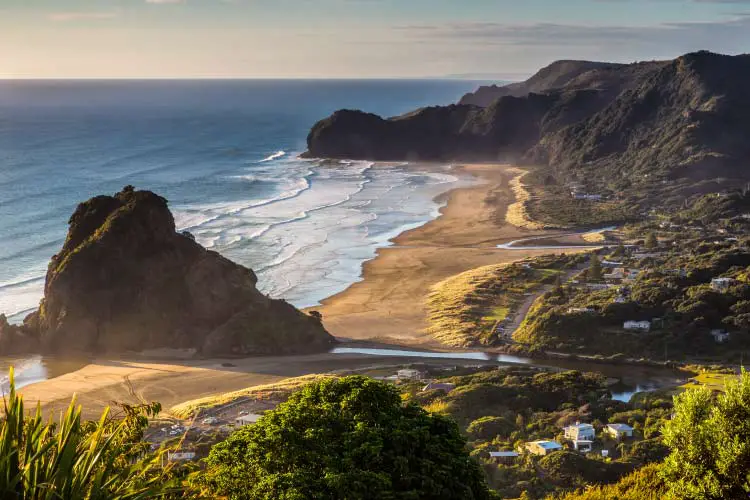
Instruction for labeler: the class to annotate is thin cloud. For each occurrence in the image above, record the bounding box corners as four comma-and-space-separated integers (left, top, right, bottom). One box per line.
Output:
145, 0, 185, 3
48, 12, 119, 22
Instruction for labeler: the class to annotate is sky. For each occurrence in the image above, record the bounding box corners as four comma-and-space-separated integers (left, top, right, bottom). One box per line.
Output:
3, 0, 750, 79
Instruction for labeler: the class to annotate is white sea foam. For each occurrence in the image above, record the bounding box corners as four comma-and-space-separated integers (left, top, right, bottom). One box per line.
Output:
258, 150, 286, 163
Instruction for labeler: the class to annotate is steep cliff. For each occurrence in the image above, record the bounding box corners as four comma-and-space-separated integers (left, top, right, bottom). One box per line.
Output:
306, 51, 750, 198
18, 186, 334, 355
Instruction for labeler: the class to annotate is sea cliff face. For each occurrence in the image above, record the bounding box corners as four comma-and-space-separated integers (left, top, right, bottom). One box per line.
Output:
8, 186, 334, 356
306, 51, 750, 196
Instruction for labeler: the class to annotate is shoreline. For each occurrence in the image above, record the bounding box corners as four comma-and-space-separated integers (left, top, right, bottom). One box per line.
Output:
15, 163, 597, 417
312, 163, 586, 346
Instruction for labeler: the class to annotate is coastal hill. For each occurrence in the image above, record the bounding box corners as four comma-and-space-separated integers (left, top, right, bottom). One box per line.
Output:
2, 186, 334, 355
306, 51, 750, 204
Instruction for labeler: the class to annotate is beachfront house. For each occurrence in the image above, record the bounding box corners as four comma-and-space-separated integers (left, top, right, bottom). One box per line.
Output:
397, 369, 423, 380
624, 320, 651, 332
489, 451, 520, 464
711, 277, 736, 292
235, 414, 263, 426
523, 440, 563, 456
422, 382, 456, 393
710, 329, 731, 344
605, 423, 634, 440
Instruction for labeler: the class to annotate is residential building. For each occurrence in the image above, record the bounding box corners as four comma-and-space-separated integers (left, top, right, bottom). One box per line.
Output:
235, 414, 263, 426
711, 277, 736, 292
710, 329, 731, 344
564, 423, 596, 442
166, 451, 196, 463
422, 382, 456, 393
489, 451, 519, 464
614, 296, 628, 304
572, 440, 593, 452
623, 320, 651, 332
523, 440, 563, 456
568, 307, 595, 314
605, 423, 634, 440
606, 268, 626, 280
397, 369, 423, 380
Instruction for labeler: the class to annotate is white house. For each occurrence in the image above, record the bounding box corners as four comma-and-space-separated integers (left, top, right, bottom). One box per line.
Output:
614, 296, 628, 304
624, 320, 651, 332
564, 423, 595, 451
568, 307, 595, 314
524, 440, 563, 456
235, 414, 263, 426
710, 329, 731, 344
167, 451, 196, 462
397, 369, 423, 380
711, 278, 736, 292
564, 422, 596, 442
605, 423, 634, 440
606, 268, 627, 280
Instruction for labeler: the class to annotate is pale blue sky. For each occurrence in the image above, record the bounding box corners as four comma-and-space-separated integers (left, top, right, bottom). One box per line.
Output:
3, 0, 750, 78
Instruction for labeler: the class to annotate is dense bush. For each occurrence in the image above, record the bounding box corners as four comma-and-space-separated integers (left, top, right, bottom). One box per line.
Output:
194, 376, 491, 500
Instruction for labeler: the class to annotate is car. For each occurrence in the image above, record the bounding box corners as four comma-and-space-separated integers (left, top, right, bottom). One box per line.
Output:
202, 417, 219, 425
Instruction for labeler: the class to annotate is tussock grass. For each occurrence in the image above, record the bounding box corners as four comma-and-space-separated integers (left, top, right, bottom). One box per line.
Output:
506, 173, 548, 230
170, 374, 338, 419
425, 263, 542, 347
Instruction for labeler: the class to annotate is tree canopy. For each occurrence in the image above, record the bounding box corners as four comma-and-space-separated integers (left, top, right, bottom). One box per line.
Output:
661, 370, 750, 499
195, 376, 491, 500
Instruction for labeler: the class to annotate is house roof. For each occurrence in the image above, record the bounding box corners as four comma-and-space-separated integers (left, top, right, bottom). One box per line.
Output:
530, 440, 562, 449
607, 423, 634, 432
490, 451, 519, 457
422, 382, 456, 392
565, 423, 594, 431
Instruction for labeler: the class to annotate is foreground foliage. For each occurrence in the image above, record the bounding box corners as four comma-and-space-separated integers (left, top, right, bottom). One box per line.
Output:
0, 369, 173, 499
194, 375, 491, 499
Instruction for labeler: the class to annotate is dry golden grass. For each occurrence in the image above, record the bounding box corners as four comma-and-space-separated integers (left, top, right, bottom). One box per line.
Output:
169, 374, 338, 419
425, 263, 540, 347
506, 172, 547, 230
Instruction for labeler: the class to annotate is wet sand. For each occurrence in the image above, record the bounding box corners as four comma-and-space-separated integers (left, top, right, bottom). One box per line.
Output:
18, 163, 590, 417
313, 163, 579, 346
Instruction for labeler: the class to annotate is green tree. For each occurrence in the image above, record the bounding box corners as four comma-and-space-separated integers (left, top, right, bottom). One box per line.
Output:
467, 416, 514, 441
195, 376, 491, 500
589, 254, 603, 282
645, 232, 658, 250
660, 370, 750, 499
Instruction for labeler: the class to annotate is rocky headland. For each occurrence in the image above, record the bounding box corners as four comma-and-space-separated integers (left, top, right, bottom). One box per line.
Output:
305, 51, 750, 201
2, 186, 334, 356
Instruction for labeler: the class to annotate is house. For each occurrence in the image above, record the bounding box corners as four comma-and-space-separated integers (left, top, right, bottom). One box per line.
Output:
624, 320, 651, 332
235, 414, 263, 426
711, 277, 736, 292
167, 451, 196, 462
489, 451, 519, 464
397, 369, 423, 380
422, 382, 456, 393
602, 260, 624, 267
605, 423, 634, 440
614, 296, 628, 304
568, 307, 595, 314
606, 268, 626, 280
572, 440, 593, 452
625, 269, 641, 280
710, 329, 731, 344
564, 423, 596, 442
524, 440, 563, 456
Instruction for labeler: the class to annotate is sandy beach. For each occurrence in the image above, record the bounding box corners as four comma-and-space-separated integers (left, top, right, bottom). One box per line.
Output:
313, 163, 577, 346
18, 163, 589, 417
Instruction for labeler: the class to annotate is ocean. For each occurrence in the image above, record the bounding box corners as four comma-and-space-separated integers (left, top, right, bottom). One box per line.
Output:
0, 79, 484, 329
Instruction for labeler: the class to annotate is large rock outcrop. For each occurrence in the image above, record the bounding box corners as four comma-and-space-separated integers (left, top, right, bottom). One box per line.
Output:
17, 186, 335, 355
305, 51, 750, 199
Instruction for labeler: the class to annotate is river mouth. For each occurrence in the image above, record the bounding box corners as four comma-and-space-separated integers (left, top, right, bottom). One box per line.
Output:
330, 346, 685, 402
0, 356, 90, 392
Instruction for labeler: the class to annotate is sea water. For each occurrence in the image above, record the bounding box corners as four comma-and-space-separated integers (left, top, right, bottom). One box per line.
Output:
0, 79, 485, 324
